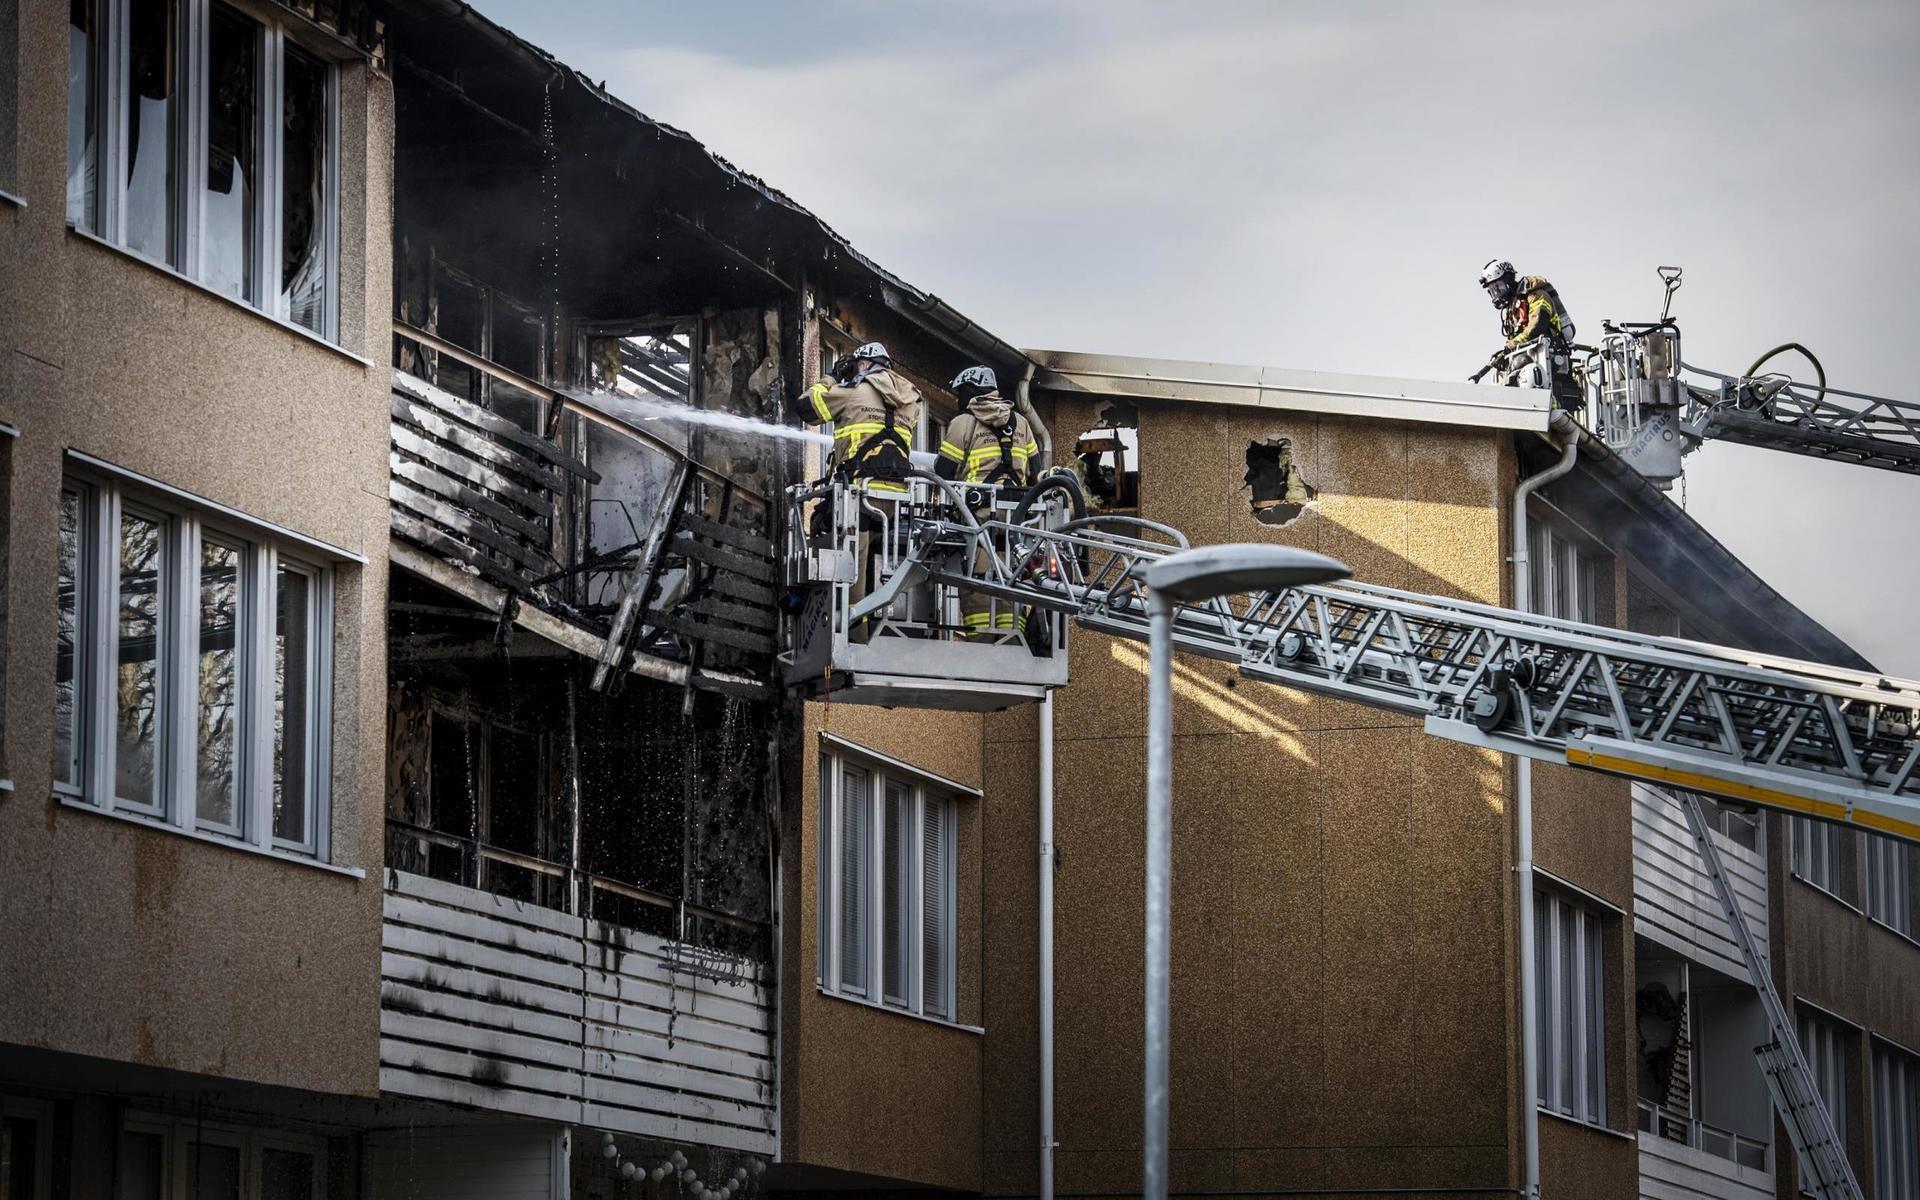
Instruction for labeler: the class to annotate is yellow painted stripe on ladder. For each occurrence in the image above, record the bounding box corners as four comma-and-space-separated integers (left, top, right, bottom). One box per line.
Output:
1564, 746, 1920, 843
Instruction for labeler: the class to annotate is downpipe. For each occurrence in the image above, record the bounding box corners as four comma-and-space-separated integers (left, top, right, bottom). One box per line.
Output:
1040, 689, 1057, 1200
1511, 412, 1578, 1200
1016, 360, 1053, 470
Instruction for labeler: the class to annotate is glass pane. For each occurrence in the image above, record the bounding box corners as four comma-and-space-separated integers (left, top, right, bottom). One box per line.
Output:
183, 1139, 240, 1200
204, 4, 259, 300
55, 488, 84, 786
116, 1129, 164, 1200
1532, 893, 1549, 1105
882, 783, 908, 1006
922, 799, 950, 1019
68, 0, 97, 228
1526, 521, 1547, 615
272, 565, 311, 842
196, 540, 241, 826
429, 273, 483, 400
1585, 912, 1606, 1121
125, 0, 176, 264
281, 45, 328, 332
487, 726, 541, 857
816, 756, 829, 985
259, 1146, 316, 1200
1558, 905, 1575, 1113
116, 509, 163, 807
838, 766, 870, 995
3, 1116, 39, 1200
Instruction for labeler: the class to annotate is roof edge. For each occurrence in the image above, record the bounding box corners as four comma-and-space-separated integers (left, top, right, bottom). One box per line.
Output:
1029, 349, 1552, 433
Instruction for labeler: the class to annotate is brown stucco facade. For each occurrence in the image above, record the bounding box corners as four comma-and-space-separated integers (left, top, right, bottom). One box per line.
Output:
0, 0, 393, 1099
968, 393, 1542, 1197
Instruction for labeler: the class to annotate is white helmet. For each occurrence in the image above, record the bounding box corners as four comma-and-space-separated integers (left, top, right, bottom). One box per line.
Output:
950, 365, 998, 400
1478, 259, 1515, 289
853, 341, 891, 366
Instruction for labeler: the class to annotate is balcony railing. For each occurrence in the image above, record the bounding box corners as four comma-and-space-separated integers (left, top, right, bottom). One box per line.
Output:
379, 868, 776, 1154
1643, 1098, 1774, 1175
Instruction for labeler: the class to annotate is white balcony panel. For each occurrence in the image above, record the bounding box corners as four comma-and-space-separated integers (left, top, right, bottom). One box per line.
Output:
1632, 785, 1769, 981
379, 870, 776, 1155
1639, 1130, 1772, 1200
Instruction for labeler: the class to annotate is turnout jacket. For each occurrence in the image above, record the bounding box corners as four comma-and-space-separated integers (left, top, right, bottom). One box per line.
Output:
1504, 274, 1573, 346
937, 395, 1039, 486
809, 367, 923, 495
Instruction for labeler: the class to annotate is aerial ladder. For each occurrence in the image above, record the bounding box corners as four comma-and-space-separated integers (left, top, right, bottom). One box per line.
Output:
782, 277, 1920, 1196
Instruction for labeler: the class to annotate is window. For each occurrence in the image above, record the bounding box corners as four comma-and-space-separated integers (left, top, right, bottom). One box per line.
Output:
422, 259, 551, 432
116, 1114, 324, 1199
57, 470, 334, 859
1867, 835, 1913, 936
1793, 816, 1848, 899
1799, 1010, 1850, 1192
1527, 515, 1605, 623
1875, 1043, 1919, 1200
817, 749, 958, 1022
1, 0, 18, 198
67, 0, 339, 339
1535, 887, 1608, 1125
2, 1098, 52, 1200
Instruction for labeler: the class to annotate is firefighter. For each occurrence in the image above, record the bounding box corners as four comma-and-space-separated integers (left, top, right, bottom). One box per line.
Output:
1480, 260, 1574, 347
807, 342, 923, 640
936, 366, 1039, 641
1479, 260, 1581, 407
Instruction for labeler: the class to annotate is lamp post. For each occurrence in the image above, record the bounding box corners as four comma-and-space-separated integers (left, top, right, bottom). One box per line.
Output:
1139, 544, 1350, 1200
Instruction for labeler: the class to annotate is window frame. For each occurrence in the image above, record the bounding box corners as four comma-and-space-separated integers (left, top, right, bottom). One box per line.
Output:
58, 464, 338, 865
1866, 834, 1914, 938
818, 744, 961, 1026
115, 1111, 327, 1200
68, 0, 341, 341
1526, 509, 1608, 625
2, 1096, 55, 1200
1535, 885, 1610, 1128
1792, 815, 1852, 904
1873, 1038, 1920, 1200
1798, 1007, 1852, 1193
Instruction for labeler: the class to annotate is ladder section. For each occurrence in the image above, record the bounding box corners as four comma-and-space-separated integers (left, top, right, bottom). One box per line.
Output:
932, 512, 1920, 841
1676, 793, 1862, 1200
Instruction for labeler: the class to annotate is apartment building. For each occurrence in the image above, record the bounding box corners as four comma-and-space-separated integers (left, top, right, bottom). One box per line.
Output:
0, 0, 395, 1192
4, 1, 1917, 1199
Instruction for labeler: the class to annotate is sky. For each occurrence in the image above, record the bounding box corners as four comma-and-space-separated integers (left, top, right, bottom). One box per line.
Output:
476, 0, 1920, 675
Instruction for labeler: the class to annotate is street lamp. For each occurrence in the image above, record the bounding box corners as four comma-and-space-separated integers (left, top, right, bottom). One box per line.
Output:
1139, 544, 1350, 1200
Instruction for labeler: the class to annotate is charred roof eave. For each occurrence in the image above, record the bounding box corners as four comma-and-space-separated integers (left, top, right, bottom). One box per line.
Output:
384, 0, 1033, 377
1526, 430, 1873, 673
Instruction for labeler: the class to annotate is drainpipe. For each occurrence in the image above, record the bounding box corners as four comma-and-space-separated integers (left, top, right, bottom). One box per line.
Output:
1511, 412, 1578, 1200
1039, 690, 1057, 1200
1015, 361, 1052, 470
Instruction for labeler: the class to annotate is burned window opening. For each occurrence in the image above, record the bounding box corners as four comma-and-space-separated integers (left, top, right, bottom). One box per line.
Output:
1074, 403, 1139, 511
1245, 437, 1316, 527
386, 574, 775, 960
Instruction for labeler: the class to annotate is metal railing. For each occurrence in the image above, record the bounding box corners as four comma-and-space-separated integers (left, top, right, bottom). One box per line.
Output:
1638, 1101, 1770, 1172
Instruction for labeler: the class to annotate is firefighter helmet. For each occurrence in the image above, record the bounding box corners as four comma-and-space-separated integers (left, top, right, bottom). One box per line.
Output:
950, 365, 998, 401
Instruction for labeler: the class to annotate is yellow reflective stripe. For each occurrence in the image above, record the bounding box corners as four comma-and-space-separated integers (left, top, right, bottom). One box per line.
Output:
963, 612, 993, 628
809, 383, 833, 422
938, 441, 965, 462
1021, 441, 1040, 457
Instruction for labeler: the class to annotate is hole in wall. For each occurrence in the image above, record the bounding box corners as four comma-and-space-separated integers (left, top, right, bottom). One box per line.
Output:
1072, 403, 1139, 510
1245, 437, 1315, 527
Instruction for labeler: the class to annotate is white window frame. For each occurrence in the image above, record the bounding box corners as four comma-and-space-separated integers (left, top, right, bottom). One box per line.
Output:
68, 0, 341, 341
818, 745, 960, 1025
1792, 816, 1849, 901
1866, 834, 1913, 937
1874, 1039, 1920, 1200
1526, 512, 1605, 625
1535, 886, 1609, 1127
116, 1112, 326, 1200
58, 465, 337, 863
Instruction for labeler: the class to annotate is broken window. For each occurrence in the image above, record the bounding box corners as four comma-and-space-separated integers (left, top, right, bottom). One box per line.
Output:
56, 468, 337, 859
424, 259, 549, 431
1073, 405, 1139, 510
1244, 438, 1316, 526
65, 2, 340, 335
